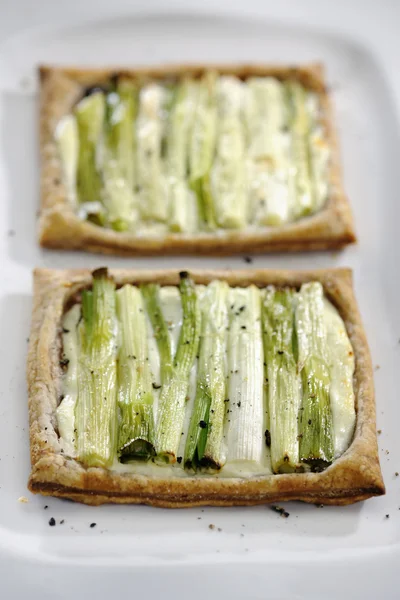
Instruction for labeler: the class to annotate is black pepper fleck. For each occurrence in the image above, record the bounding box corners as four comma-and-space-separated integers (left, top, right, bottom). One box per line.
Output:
48, 517, 56, 526
177, 456, 182, 464
243, 256, 253, 264
90, 523, 97, 528
199, 420, 207, 429
271, 506, 289, 518
265, 429, 271, 447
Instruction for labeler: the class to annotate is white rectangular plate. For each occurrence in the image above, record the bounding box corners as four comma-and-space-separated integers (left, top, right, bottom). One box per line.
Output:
0, 1, 399, 598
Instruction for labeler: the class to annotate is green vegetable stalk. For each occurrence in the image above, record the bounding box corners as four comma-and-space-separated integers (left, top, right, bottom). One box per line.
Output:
75, 268, 117, 468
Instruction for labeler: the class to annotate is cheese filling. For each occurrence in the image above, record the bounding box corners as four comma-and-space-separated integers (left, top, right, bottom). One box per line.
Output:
56, 74, 330, 236
58, 280, 355, 478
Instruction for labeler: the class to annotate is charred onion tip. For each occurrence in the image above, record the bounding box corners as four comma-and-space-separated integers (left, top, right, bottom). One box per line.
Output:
92, 267, 109, 280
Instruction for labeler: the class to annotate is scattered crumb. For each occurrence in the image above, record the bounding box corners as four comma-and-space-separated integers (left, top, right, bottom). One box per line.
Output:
271, 505, 290, 518
18, 496, 28, 503
209, 524, 215, 530
377, 430, 382, 435
395, 472, 399, 477
243, 256, 253, 264
197, 517, 202, 520
49, 517, 56, 527
90, 522, 97, 528
374, 365, 380, 371
217, 527, 222, 532
316, 504, 324, 508
240, 533, 244, 537
60, 519, 65, 525
385, 450, 390, 455
7, 229, 15, 237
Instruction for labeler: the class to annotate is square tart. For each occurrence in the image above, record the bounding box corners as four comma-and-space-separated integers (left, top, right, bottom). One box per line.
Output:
27, 267, 384, 506
38, 63, 356, 256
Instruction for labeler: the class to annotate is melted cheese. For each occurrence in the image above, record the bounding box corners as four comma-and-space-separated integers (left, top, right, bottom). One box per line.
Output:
323, 298, 356, 457
56, 304, 81, 457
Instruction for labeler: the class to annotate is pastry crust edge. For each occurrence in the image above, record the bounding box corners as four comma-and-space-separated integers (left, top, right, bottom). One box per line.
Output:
38, 63, 356, 256
27, 267, 384, 506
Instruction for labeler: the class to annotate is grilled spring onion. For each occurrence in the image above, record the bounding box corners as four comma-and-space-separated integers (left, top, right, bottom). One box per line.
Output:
136, 83, 168, 222
75, 268, 117, 468
116, 285, 155, 461
167, 79, 197, 180
102, 84, 137, 232
55, 115, 79, 205
246, 78, 292, 227
262, 287, 301, 473
75, 92, 105, 223
167, 79, 198, 233
189, 71, 218, 229
155, 272, 201, 463
296, 282, 334, 469
184, 280, 228, 470
226, 286, 265, 467
286, 80, 314, 218
211, 76, 247, 229
141, 283, 174, 385
307, 93, 330, 212
115, 78, 137, 190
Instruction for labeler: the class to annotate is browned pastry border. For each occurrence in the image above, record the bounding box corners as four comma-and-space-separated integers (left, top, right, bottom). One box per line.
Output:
38, 63, 356, 256
27, 267, 384, 506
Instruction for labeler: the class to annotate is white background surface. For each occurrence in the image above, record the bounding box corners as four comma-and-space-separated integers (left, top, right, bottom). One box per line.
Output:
0, 1, 399, 598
